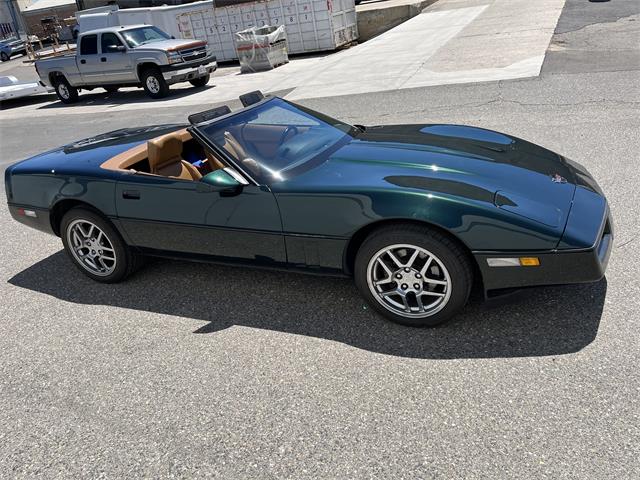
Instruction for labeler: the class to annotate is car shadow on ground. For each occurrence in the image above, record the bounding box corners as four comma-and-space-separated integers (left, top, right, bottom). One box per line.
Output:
0, 83, 215, 110
9, 251, 607, 359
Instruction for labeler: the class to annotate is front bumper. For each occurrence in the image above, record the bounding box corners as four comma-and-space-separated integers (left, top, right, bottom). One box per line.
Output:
475, 193, 613, 293
161, 55, 217, 84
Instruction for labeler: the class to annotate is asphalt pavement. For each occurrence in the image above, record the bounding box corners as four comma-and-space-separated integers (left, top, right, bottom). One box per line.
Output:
0, 0, 639, 478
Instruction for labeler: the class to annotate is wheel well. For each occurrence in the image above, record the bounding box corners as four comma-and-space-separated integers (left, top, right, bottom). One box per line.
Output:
49, 199, 102, 236
137, 62, 160, 80
49, 71, 65, 85
343, 219, 481, 286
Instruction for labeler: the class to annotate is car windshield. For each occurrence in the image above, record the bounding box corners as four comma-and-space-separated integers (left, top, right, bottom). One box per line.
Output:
121, 26, 170, 48
196, 98, 355, 183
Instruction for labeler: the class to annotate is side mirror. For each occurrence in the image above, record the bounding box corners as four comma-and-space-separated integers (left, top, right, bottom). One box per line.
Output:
199, 169, 243, 196
107, 45, 126, 53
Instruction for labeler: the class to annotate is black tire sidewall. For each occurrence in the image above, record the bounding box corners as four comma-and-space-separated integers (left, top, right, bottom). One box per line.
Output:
142, 68, 169, 99
0, 52, 8, 62
189, 74, 210, 87
354, 227, 472, 327
55, 77, 78, 104
60, 207, 132, 283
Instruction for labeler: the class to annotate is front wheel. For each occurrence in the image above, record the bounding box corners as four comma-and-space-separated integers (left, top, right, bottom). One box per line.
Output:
61, 207, 141, 283
0, 52, 9, 62
189, 74, 210, 88
141, 68, 169, 99
354, 225, 473, 327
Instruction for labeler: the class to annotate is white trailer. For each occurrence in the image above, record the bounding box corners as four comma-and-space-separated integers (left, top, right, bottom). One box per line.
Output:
0, 76, 53, 101
76, 0, 358, 62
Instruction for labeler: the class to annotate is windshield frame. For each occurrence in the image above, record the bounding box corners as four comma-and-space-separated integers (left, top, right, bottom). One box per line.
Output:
191, 97, 357, 186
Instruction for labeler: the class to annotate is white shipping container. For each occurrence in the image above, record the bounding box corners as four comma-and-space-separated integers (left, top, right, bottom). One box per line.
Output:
76, 0, 358, 62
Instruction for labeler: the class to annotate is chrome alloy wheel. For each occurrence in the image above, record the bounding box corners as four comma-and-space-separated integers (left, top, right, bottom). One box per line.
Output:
366, 244, 452, 318
146, 76, 160, 94
66, 219, 117, 276
58, 83, 70, 100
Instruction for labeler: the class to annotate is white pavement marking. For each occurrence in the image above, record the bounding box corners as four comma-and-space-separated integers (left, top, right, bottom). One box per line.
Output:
0, 0, 566, 120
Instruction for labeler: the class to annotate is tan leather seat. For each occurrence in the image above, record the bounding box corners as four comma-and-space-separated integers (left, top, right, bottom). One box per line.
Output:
205, 150, 226, 171
223, 131, 249, 160
148, 133, 202, 181
223, 130, 261, 177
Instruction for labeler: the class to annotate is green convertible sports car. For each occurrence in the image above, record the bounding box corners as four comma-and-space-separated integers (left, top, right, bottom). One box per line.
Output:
5, 92, 612, 326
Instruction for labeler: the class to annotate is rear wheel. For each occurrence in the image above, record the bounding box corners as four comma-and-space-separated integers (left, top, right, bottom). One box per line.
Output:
61, 207, 141, 283
54, 76, 79, 104
189, 74, 210, 88
354, 225, 472, 327
141, 67, 169, 99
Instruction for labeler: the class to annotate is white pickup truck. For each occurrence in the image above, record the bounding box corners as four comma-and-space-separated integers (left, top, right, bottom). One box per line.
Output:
35, 25, 217, 103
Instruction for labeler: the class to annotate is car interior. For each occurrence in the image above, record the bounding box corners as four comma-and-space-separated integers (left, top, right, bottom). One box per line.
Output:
101, 128, 227, 180
101, 123, 312, 182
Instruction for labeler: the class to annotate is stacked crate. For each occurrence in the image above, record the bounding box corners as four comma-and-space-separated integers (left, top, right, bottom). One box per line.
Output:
92, 0, 358, 62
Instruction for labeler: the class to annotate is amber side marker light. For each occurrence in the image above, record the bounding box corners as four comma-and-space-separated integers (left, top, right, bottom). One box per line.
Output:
487, 257, 540, 267
519, 257, 540, 267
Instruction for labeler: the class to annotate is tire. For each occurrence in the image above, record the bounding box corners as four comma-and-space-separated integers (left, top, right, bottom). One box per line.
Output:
54, 76, 79, 104
0, 52, 9, 62
141, 67, 169, 99
354, 225, 473, 327
60, 207, 142, 283
104, 85, 119, 93
189, 73, 210, 88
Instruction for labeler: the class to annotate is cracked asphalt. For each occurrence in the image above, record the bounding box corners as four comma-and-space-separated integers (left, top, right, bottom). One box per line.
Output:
0, 0, 639, 478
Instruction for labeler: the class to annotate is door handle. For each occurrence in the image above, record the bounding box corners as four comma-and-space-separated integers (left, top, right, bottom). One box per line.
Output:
80, 59, 86, 64
122, 190, 140, 200
101, 57, 106, 62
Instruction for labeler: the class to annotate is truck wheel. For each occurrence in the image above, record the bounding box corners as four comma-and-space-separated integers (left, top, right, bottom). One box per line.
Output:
141, 68, 169, 99
189, 74, 210, 88
0, 52, 9, 62
54, 77, 79, 104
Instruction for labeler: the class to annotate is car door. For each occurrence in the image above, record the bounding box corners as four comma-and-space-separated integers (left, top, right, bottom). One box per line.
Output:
77, 34, 103, 83
99, 32, 135, 83
114, 172, 286, 267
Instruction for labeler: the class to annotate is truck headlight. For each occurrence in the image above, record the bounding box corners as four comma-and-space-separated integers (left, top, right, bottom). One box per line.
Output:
167, 51, 183, 64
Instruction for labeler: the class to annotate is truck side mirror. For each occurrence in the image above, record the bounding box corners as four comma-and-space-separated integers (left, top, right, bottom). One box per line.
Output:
107, 45, 125, 53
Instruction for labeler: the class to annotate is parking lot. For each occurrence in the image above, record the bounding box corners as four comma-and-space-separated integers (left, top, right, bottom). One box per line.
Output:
1, 0, 639, 478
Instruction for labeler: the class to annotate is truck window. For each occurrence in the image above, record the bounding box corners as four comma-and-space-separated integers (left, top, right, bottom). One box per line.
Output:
80, 34, 98, 55
101, 32, 123, 53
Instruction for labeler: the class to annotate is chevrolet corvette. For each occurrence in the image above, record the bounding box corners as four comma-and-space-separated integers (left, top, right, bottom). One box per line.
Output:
5, 91, 612, 326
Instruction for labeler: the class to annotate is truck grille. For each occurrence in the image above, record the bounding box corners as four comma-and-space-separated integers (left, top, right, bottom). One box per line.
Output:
179, 45, 207, 62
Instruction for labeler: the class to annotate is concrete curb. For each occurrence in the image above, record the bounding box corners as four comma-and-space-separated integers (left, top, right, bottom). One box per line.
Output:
357, 0, 440, 42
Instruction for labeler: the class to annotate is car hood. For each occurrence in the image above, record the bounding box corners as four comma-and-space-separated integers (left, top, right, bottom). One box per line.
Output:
132, 39, 207, 52
288, 124, 597, 231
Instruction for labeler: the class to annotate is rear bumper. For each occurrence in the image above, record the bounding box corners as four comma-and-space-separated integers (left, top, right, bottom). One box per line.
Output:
7, 203, 55, 235
475, 201, 613, 292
